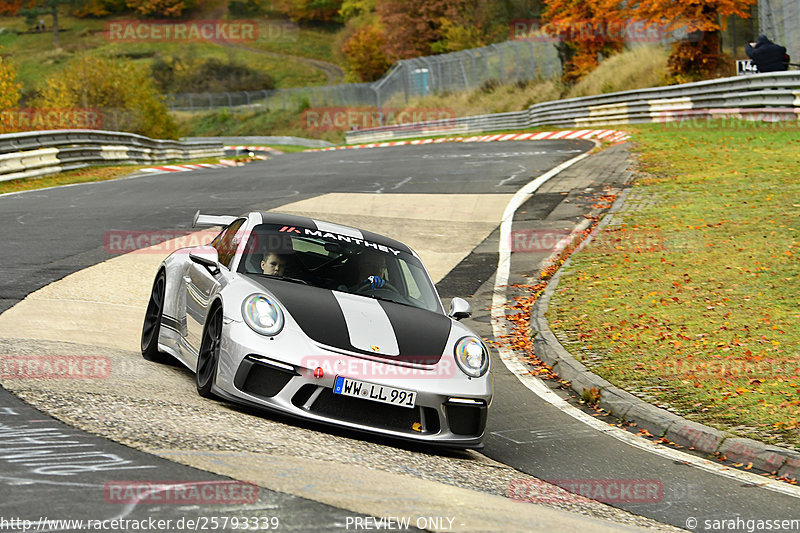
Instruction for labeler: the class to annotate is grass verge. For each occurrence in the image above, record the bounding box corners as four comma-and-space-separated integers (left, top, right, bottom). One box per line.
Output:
547, 121, 800, 449
0, 15, 336, 93
0, 165, 145, 195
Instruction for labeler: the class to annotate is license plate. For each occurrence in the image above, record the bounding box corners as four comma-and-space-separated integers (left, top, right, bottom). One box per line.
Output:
333, 376, 416, 408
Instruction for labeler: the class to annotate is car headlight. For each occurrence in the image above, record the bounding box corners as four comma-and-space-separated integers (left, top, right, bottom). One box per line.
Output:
454, 336, 489, 378
242, 294, 284, 336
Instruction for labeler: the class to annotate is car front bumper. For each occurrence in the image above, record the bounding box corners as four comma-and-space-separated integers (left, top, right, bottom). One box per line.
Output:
212, 320, 493, 448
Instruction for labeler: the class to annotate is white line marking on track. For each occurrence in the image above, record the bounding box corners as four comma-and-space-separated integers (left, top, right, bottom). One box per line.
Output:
392, 177, 413, 190
489, 143, 800, 500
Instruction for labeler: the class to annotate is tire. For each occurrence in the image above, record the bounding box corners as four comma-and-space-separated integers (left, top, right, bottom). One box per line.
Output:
141, 271, 171, 363
196, 304, 222, 398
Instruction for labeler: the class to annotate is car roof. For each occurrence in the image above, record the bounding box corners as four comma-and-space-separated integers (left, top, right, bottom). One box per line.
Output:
255, 211, 413, 255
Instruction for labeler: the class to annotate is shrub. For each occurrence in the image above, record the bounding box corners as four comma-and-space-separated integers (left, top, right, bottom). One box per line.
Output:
0, 49, 21, 111
342, 24, 390, 82
151, 56, 275, 94
36, 54, 178, 139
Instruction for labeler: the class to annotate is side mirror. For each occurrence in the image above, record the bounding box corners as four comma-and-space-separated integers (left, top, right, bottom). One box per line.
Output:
189, 245, 220, 275
448, 297, 472, 320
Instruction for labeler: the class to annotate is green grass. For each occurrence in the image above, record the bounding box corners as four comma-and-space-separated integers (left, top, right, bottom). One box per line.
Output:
0, 15, 334, 94
247, 23, 343, 65
263, 144, 311, 153
0, 155, 244, 194
0, 164, 145, 194
175, 108, 345, 143
566, 46, 670, 98
548, 121, 800, 449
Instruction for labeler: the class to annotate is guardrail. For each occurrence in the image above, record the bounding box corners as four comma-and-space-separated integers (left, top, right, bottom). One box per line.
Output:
183, 135, 334, 148
0, 130, 224, 182
346, 71, 800, 143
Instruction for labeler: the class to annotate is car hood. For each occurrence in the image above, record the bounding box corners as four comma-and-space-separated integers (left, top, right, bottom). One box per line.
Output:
245, 275, 451, 365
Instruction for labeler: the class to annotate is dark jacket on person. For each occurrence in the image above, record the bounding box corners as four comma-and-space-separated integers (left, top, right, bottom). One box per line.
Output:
745, 35, 789, 72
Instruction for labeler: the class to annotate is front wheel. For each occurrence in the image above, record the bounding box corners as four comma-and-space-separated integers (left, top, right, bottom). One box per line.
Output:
196, 305, 222, 398
141, 271, 171, 363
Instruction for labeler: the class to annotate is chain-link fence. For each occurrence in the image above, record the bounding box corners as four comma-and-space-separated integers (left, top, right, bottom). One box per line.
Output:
759, 0, 800, 63
169, 4, 799, 115
167, 40, 559, 112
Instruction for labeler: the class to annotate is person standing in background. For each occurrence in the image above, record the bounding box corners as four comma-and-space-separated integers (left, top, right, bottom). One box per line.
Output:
746, 35, 790, 72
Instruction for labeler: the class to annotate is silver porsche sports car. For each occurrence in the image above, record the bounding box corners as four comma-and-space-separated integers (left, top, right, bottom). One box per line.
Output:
141, 211, 492, 448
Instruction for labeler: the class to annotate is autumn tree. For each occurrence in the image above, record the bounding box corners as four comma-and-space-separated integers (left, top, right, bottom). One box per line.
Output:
632, 0, 757, 79
125, 0, 197, 17
0, 49, 22, 111
36, 55, 178, 139
542, 0, 625, 83
376, 0, 462, 60
273, 0, 343, 23
0, 0, 25, 15
342, 24, 390, 81
72, 0, 129, 17
339, 0, 375, 20
431, 0, 509, 54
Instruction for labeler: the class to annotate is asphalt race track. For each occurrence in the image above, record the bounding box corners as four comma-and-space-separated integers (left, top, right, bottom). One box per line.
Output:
1, 141, 798, 531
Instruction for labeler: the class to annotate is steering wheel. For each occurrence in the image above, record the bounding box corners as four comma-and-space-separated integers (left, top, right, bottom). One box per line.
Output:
354, 278, 400, 295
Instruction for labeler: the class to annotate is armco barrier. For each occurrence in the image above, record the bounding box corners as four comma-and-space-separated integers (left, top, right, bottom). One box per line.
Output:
346, 71, 800, 143
0, 130, 224, 182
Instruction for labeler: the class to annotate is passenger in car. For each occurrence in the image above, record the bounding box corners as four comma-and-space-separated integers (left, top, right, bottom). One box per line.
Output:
261, 252, 286, 276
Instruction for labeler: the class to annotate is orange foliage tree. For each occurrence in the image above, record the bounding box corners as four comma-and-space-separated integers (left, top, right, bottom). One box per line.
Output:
125, 0, 196, 17
542, 0, 625, 83
342, 24, 391, 82
632, 0, 756, 79
377, 0, 465, 60
0, 0, 25, 15
0, 49, 22, 112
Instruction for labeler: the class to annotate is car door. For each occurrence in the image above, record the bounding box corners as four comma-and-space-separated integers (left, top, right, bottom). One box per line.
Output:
184, 218, 245, 356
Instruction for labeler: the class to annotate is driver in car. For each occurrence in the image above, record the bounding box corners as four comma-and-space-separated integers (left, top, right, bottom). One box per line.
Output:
356, 251, 389, 289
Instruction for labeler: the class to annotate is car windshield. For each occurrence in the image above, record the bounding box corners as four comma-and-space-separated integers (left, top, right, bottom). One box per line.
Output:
237, 223, 442, 313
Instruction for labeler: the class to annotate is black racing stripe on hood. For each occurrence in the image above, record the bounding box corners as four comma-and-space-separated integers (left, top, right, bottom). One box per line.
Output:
247, 276, 352, 350
379, 301, 450, 365
246, 275, 450, 365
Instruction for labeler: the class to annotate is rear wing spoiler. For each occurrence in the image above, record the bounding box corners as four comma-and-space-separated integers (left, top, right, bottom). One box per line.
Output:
192, 210, 238, 228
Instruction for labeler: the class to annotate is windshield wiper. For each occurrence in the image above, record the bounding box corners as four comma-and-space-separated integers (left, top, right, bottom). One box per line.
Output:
360, 293, 416, 309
